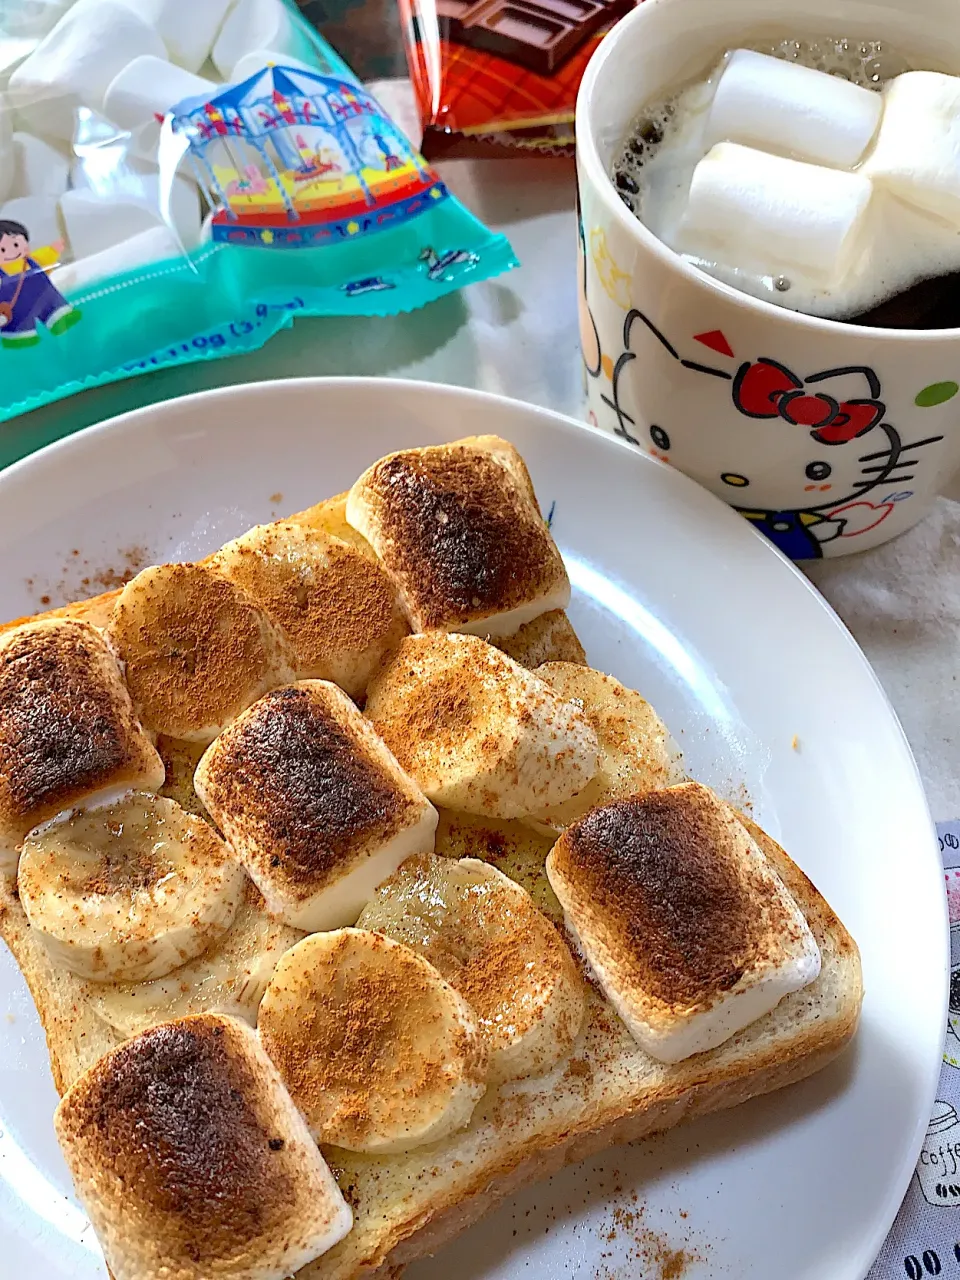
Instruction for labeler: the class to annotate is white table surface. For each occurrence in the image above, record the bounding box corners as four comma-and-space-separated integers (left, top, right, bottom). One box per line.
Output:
16, 153, 960, 816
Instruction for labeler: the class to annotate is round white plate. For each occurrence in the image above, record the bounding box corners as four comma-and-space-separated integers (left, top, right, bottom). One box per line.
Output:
0, 379, 946, 1280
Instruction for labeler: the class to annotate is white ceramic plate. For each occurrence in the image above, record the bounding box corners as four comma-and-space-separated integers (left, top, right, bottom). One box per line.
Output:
0, 379, 946, 1280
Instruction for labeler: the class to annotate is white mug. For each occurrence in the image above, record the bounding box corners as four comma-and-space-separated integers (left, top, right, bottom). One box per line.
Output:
576, 0, 960, 558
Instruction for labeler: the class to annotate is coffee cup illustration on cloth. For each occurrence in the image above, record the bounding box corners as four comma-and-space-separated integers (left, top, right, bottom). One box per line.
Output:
917, 1102, 960, 1207
575, 0, 960, 559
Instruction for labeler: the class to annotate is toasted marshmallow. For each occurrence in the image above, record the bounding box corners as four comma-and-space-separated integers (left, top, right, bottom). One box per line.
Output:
546, 783, 821, 1063
54, 1014, 352, 1280
0, 620, 164, 873
345, 436, 570, 637
863, 71, 960, 224
705, 48, 882, 169
365, 633, 599, 820
212, 522, 408, 699
107, 562, 296, 742
194, 681, 437, 930
677, 142, 873, 285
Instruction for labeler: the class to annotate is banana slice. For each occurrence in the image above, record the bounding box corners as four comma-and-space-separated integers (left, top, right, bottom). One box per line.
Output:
18, 794, 244, 983
107, 562, 296, 741
87, 879, 303, 1037
212, 522, 408, 699
258, 928, 488, 1153
288, 492, 378, 558
359, 853, 585, 1083
365, 633, 599, 819
87, 879, 302, 1036
528, 663, 685, 834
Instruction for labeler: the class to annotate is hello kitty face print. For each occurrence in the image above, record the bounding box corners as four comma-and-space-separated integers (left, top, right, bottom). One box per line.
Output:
579, 226, 953, 561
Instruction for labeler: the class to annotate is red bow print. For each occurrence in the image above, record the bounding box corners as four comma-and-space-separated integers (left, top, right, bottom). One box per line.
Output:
732, 359, 885, 445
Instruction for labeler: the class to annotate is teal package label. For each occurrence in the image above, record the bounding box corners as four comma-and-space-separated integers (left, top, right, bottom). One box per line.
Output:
0, 3, 516, 441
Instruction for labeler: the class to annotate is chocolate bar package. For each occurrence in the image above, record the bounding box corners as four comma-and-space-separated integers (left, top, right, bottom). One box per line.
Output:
399, 0, 635, 155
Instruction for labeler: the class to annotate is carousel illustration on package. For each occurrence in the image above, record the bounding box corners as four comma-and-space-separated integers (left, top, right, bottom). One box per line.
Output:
169, 63, 448, 247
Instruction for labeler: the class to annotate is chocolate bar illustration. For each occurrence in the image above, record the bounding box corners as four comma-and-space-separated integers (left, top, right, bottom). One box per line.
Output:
435, 0, 632, 74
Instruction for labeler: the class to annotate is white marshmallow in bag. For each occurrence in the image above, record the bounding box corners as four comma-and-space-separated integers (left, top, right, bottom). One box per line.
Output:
0, 95, 12, 204
136, 0, 235, 74
61, 173, 201, 257
49, 225, 184, 295
3, 0, 72, 40
213, 0, 302, 80
0, 37, 34, 90
677, 141, 873, 284
231, 47, 318, 83
705, 49, 883, 170
863, 71, 960, 224
103, 56, 217, 135
8, 0, 166, 141
10, 131, 70, 198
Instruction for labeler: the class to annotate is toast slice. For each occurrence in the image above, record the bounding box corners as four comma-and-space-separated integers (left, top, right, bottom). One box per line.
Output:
0, 485, 861, 1280
1, 805, 860, 1279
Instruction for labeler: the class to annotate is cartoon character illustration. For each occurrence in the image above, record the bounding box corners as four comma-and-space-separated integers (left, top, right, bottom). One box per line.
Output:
600, 305, 945, 558
0, 219, 80, 350
419, 246, 479, 282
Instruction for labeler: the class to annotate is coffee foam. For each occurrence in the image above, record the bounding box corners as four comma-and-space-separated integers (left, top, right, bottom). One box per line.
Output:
613, 37, 960, 322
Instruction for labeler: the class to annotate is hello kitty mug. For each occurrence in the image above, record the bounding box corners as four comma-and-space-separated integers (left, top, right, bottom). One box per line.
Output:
576, 0, 960, 558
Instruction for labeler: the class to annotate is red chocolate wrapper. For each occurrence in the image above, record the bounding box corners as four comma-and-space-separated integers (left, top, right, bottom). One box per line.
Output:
399, 0, 635, 156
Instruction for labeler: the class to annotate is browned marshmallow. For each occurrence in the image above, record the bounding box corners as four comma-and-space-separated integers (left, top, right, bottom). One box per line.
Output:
54, 1014, 352, 1280
0, 619, 163, 872
345, 435, 570, 636
107, 562, 296, 741
546, 783, 821, 1063
194, 681, 438, 930
365, 632, 598, 819
213, 522, 408, 699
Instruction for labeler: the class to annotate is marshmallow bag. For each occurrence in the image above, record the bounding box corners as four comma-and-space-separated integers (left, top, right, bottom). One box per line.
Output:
0, 0, 515, 434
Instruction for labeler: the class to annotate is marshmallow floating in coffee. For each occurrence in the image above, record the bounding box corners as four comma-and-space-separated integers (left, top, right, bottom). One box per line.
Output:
676, 142, 873, 284
705, 49, 882, 170
863, 71, 960, 223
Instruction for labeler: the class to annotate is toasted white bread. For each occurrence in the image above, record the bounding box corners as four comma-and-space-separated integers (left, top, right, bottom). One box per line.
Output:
0, 491, 861, 1280
1, 803, 860, 1280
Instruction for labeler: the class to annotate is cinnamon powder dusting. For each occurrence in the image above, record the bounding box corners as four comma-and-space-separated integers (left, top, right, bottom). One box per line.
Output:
259, 931, 485, 1147
108, 562, 289, 738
